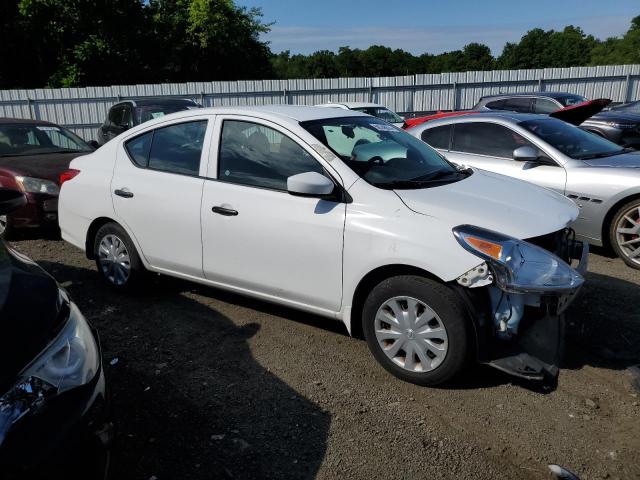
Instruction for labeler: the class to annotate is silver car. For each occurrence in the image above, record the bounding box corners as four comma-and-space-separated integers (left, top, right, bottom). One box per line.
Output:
407, 112, 640, 269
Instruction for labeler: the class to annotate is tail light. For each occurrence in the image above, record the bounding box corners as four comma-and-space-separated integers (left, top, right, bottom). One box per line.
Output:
59, 169, 80, 186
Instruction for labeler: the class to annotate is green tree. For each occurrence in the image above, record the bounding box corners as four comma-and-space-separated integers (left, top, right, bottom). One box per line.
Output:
590, 16, 640, 65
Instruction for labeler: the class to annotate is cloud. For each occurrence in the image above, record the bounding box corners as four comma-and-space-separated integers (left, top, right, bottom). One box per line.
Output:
262, 15, 632, 56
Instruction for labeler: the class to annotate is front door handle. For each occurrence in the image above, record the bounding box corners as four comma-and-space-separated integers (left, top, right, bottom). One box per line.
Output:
212, 206, 238, 216
114, 189, 134, 198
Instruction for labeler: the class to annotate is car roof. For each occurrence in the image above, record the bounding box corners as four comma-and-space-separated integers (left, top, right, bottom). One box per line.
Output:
205, 105, 367, 122
409, 111, 546, 130
479, 92, 580, 101
0, 117, 57, 126
117, 97, 199, 107
317, 102, 385, 109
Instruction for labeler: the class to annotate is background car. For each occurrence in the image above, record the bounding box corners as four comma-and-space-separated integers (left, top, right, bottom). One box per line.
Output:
408, 112, 640, 268
59, 105, 585, 388
0, 188, 111, 479
474, 92, 640, 148
315, 102, 406, 127
97, 97, 202, 145
0, 118, 94, 238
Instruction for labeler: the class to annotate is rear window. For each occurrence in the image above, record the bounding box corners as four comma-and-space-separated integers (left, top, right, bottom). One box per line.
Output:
421, 125, 451, 150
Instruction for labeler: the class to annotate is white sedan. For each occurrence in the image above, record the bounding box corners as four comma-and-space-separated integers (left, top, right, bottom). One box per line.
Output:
59, 105, 586, 387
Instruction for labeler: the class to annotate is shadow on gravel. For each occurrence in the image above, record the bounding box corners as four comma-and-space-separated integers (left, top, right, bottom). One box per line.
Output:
564, 271, 640, 371
38, 261, 331, 480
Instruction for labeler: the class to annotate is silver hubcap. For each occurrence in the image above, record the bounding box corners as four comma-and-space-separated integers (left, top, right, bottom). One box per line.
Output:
615, 205, 640, 266
98, 234, 131, 285
0, 215, 7, 235
375, 296, 449, 373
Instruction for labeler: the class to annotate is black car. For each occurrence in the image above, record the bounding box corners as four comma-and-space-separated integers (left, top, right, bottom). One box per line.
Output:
473, 92, 640, 148
97, 97, 201, 145
0, 189, 111, 479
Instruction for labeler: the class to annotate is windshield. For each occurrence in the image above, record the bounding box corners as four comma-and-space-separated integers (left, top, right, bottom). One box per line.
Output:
557, 95, 587, 107
520, 118, 624, 160
353, 107, 404, 124
137, 104, 199, 123
0, 124, 91, 157
301, 116, 467, 189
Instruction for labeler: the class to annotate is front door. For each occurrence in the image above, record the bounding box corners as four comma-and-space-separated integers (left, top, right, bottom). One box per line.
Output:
201, 117, 345, 312
445, 121, 567, 194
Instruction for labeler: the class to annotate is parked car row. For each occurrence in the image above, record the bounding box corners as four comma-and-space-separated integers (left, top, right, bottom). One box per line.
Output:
0, 91, 637, 477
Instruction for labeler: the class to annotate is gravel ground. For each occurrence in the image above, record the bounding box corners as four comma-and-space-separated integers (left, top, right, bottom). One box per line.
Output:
11, 238, 640, 480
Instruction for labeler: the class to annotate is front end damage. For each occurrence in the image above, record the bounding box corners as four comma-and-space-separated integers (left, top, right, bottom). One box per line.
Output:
453, 226, 588, 387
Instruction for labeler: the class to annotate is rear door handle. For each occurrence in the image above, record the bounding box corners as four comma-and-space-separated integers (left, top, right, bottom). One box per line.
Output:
114, 189, 134, 198
212, 206, 238, 216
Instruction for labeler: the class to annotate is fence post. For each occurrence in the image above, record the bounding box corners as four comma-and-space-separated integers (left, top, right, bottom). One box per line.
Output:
368, 79, 373, 102
283, 88, 288, 104
625, 74, 632, 102
452, 82, 458, 110
200, 91, 205, 107
538, 77, 544, 92
27, 98, 34, 119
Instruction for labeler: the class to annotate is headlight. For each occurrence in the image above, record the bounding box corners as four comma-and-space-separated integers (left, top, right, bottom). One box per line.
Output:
606, 122, 637, 129
0, 296, 99, 445
453, 225, 584, 294
15, 176, 60, 195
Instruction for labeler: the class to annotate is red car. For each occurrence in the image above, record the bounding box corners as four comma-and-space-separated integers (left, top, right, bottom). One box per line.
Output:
0, 118, 93, 238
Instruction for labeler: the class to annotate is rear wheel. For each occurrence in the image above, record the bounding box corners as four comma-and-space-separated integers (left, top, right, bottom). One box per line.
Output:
362, 275, 471, 386
94, 222, 147, 290
610, 199, 640, 269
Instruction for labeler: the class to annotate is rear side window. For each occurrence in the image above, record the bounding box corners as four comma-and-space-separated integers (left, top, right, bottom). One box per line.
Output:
503, 97, 533, 113
108, 106, 124, 124
218, 120, 323, 190
452, 122, 532, 158
123, 120, 207, 174
148, 121, 207, 175
125, 131, 153, 167
534, 98, 560, 114
484, 99, 506, 110
421, 125, 451, 149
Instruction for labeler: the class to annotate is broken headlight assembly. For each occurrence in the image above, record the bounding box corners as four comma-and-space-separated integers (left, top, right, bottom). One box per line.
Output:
453, 225, 584, 294
0, 294, 99, 446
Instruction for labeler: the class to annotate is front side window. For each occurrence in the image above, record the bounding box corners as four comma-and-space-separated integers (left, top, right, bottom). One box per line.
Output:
148, 121, 207, 175
0, 124, 91, 157
520, 118, 624, 160
504, 97, 533, 113
485, 99, 506, 110
534, 98, 561, 114
452, 122, 532, 158
218, 120, 323, 190
557, 95, 587, 107
108, 106, 125, 125
353, 107, 404, 124
302, 116, 467, 189
421, 125, 451, 150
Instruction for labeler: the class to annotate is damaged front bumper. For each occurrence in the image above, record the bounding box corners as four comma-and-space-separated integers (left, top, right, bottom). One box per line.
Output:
455, 233, 588, 387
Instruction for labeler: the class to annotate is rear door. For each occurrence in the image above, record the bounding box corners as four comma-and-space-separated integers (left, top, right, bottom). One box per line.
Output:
111, 116, 212, 277
445, 121, 567, 193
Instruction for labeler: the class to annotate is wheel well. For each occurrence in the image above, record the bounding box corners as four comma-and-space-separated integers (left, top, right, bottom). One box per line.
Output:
85, 217, 117, 259
602, 194, 640, 250
349, 264, 441, 339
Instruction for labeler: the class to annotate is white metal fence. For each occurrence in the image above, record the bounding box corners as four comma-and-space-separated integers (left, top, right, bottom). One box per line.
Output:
1, 64, 640, 142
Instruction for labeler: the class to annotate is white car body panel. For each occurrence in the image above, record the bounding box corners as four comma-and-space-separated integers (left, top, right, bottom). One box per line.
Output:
59, 105, 579, 333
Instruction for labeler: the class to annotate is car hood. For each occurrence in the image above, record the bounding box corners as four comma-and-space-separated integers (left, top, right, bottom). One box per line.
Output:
395, 169, 579, 239
0, 152, 89, 183
583, 151, 640, 168
550, 99, 611, 126
586, 110, 640, 124
0, 241, 62, 392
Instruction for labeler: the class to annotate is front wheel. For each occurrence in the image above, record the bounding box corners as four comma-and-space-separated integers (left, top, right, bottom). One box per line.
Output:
610, 199, 640, 269
94, 222, 147, 291
362, 275, 471, 386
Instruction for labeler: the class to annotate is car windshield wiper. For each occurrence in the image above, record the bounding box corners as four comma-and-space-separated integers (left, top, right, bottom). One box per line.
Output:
410, 168, 469, 182
374, 170, 467, 189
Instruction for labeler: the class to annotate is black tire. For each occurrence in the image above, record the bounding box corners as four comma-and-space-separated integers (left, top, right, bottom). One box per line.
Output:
609, 198, 640, 270
93, 222, 147, 291
362, 275, 471, 386
0, 215, 13, 240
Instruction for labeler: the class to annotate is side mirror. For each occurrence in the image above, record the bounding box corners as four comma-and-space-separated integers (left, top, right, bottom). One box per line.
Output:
513, 146, 539, 162
287, 172, 335, 197
0, 189, 26, 216
88, 140, 100, 149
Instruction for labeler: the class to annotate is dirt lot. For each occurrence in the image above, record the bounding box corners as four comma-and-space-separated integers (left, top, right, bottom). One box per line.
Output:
12, 238, 640, 480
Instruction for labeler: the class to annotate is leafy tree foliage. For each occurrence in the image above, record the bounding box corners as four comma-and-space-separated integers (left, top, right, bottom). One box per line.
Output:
0, 5, 638, 88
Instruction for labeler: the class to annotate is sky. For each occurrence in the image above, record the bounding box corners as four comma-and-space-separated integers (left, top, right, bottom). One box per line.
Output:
238, 0, 639, 56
